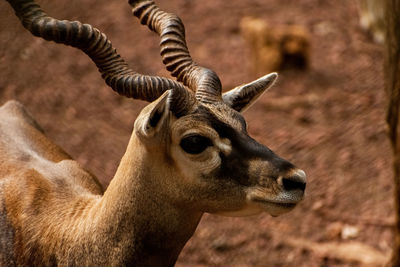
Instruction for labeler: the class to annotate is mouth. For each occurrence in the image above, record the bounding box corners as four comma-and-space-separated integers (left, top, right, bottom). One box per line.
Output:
252, 198, 298, 216
253, 198, 297, 208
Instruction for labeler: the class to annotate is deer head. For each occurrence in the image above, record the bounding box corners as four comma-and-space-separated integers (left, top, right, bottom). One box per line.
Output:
133, 0, 306, 217
6, 0, 306, 218
2, 0, 308, 265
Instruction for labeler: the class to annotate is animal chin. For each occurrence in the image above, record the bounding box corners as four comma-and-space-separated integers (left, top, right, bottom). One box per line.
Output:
252, 198, 298, 216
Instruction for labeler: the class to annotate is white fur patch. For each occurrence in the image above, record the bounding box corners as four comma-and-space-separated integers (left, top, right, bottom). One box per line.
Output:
215, 138, 232, 155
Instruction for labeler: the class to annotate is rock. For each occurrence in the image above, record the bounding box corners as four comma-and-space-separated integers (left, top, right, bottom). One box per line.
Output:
326, 222, 343, 240
240, 17, 310, 75
341, 225, 359, 240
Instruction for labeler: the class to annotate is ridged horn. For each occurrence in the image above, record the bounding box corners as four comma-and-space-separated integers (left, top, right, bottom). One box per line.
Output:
6, 0, 187, 102
130, 0, 222, 104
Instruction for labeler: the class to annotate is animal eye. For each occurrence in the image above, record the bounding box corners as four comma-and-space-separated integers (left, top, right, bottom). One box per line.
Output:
180, 135, 212, 154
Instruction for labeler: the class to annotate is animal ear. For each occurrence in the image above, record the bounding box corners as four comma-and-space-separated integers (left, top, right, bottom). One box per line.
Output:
139, 90, 172, 137
148, 91, 170, 128
222, 72, 278, 112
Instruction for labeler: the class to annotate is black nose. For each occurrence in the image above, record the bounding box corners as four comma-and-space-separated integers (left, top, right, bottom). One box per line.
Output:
281, 170, 306, 192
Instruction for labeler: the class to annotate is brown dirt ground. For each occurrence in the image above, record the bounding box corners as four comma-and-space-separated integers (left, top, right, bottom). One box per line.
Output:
0, 0, 392, 266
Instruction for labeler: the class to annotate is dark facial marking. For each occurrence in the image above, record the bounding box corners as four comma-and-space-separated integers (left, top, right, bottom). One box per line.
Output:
194, 104, 295, 185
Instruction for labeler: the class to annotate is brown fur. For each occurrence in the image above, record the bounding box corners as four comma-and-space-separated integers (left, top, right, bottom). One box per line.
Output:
0, 100, 202, 266
2, 1, 307, 265
0, 93, 306, 266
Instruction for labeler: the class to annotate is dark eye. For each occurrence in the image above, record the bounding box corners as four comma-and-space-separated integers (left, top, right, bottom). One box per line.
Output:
180, 135, 213, 154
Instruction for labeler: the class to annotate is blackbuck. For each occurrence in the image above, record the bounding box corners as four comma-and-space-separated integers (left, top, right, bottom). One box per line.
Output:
1, 0, 306, 265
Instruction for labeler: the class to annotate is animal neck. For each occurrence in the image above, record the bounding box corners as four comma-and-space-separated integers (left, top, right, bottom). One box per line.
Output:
95, 135, 203, 266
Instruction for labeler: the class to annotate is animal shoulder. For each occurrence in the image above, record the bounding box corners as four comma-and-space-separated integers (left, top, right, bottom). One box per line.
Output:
0, 100, 103, 197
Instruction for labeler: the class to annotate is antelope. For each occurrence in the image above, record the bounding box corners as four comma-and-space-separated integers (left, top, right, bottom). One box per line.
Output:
1, 0, 306, 266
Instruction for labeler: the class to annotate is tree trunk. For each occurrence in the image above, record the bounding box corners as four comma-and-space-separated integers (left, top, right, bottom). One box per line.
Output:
385, 1, 400, 266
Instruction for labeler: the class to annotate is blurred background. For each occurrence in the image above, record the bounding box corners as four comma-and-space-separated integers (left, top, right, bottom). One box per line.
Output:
0, 0, 391, 266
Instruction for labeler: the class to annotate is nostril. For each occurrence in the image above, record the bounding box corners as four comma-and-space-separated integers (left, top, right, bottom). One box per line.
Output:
281, 176, 306, 192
